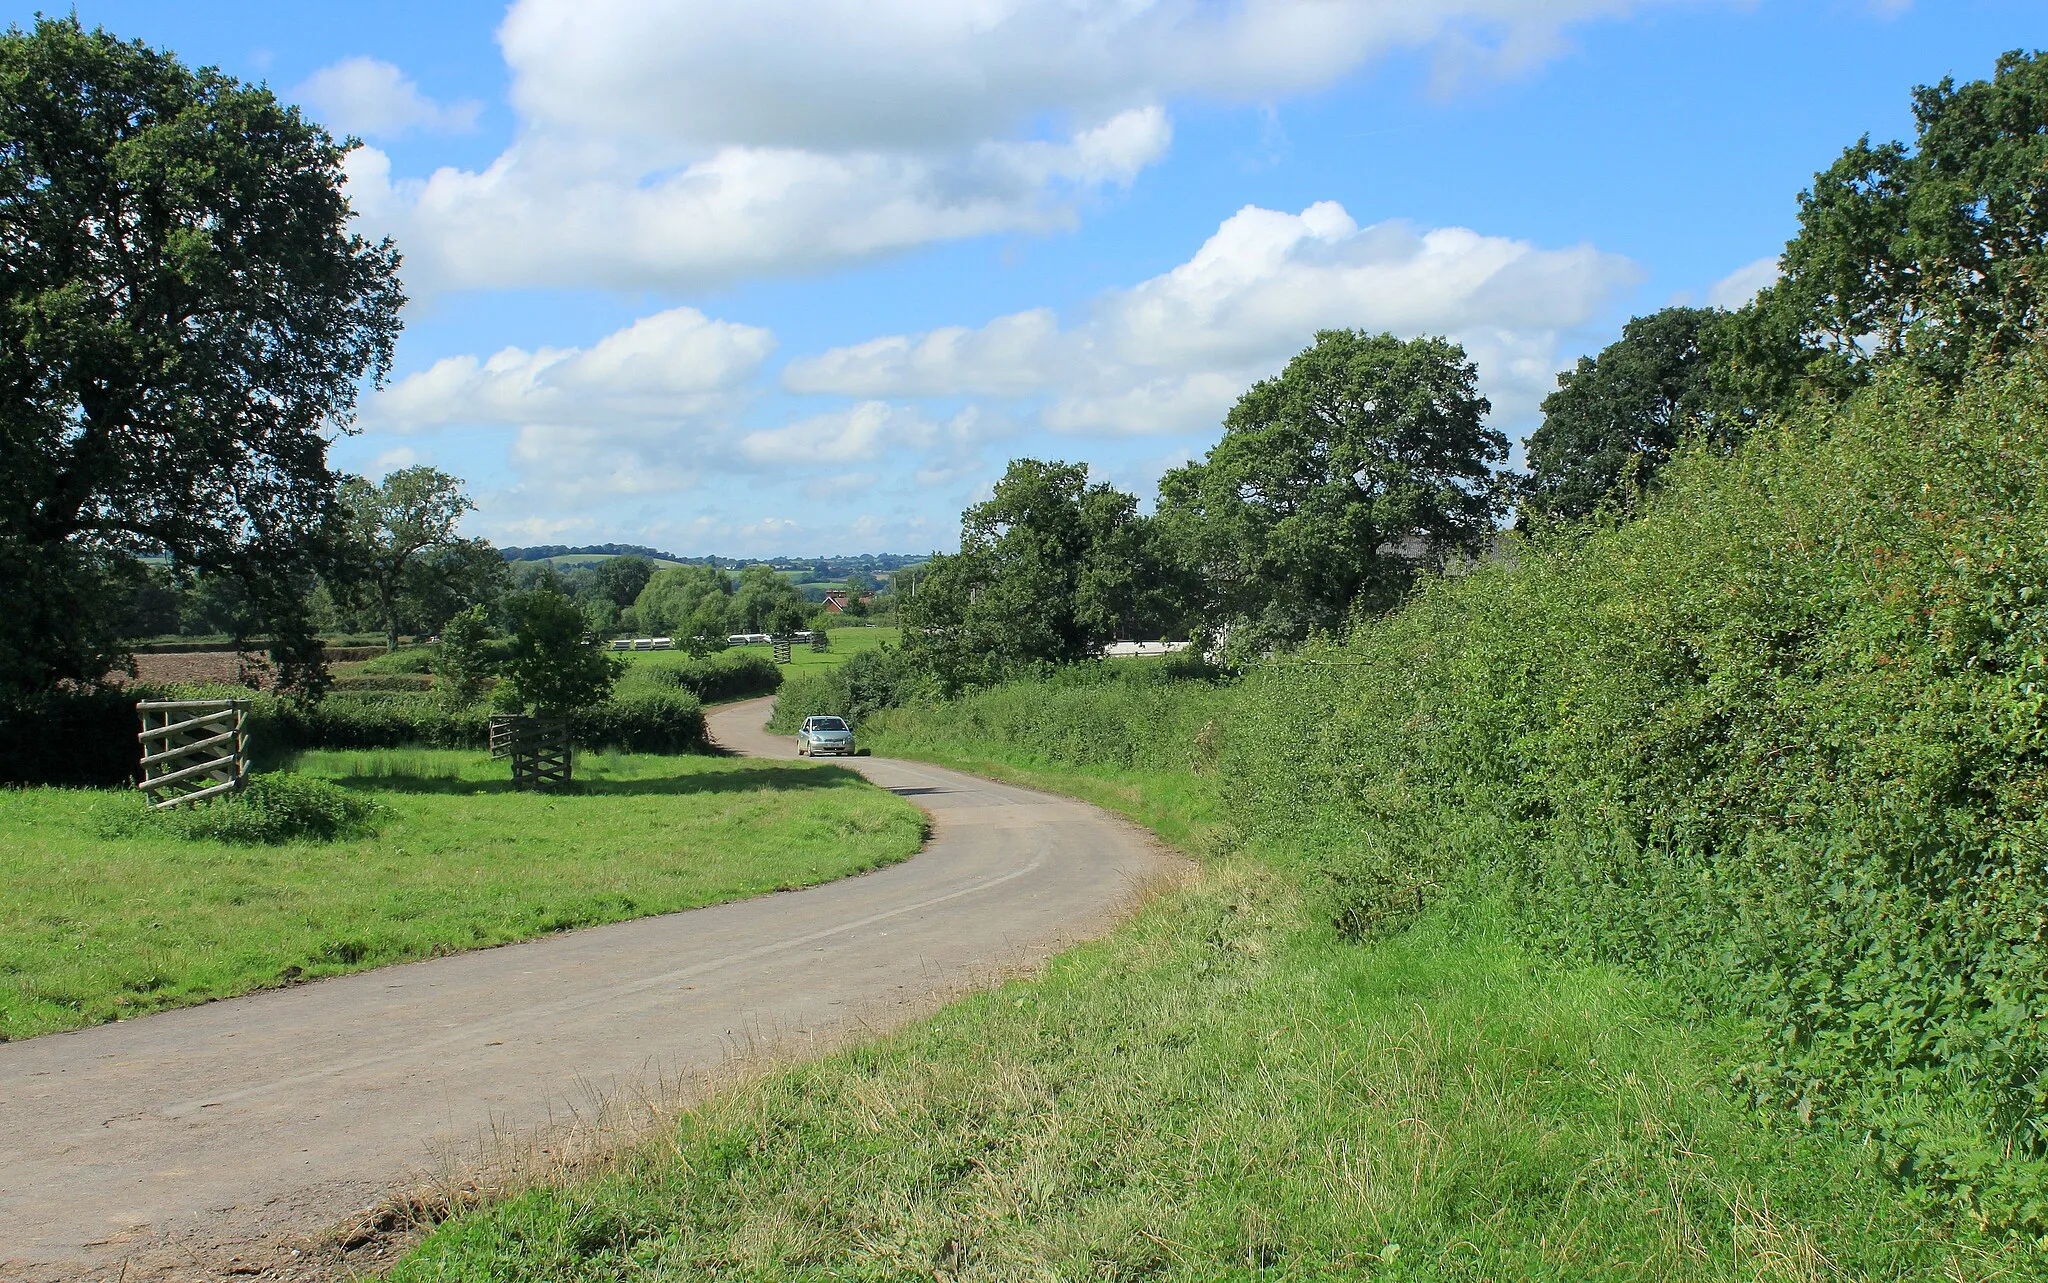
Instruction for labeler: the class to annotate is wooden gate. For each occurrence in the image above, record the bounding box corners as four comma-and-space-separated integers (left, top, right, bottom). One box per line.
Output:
773, 636, 793, 664
809, 629, 830, 652
488, 714, 517, 760
136, 699, 249, 809
504, 717, 572, 791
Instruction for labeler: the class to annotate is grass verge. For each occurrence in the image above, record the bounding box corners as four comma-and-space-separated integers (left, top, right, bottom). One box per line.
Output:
0, 748, 926, 1040
393, 730, 2005, 1280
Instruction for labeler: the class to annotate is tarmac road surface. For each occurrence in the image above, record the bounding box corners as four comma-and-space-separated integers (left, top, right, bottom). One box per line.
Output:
0, 696, 1175, 1281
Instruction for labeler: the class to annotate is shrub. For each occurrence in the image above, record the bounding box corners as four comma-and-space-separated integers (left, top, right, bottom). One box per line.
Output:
433, 604, 496, 706
98, 771, 382, 844
766, 646, 931, 732
1220, 356, 2048, 1233
571, 687, 707, 753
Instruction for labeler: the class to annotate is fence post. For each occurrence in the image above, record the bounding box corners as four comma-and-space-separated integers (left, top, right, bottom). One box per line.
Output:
135, 698, 250, 809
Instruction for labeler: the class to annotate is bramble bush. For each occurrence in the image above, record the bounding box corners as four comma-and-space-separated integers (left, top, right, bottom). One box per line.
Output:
870, 356, 2048, 1238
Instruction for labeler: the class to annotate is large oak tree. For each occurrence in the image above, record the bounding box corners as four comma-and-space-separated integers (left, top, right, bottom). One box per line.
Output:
1157, 330, 1506, 655
0, 18, 404, 698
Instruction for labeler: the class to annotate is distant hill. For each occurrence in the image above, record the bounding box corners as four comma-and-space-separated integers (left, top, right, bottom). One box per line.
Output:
500, 543, 695, 564
499, 545, 931, 577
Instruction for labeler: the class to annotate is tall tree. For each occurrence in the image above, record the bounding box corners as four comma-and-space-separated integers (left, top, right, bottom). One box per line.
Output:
336, 467, 475, 652
0, 18, 404, 699
1157, 330, 1506, 654
633, 563, 736, 654
590, 555, 655, 614
733, 564, 811, 635
1520, 307, 1733, 522
1724, 49, 2048, 408
903, 459, 1153, 690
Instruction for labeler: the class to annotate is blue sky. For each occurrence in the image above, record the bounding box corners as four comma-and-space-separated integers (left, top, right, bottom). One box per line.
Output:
21, 1, 2045, 556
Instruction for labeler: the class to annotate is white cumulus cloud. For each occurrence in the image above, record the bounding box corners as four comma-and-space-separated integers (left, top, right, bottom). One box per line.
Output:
373, 307, 776, 430
346, 0, 1694, 292
789, 201, 1641, 435
295, 57, 481, 139
1707, 254, 1780, 309
498, 0, 1675, 149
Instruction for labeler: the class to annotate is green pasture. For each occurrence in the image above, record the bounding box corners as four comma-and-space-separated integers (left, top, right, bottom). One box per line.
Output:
0, 748, 925, 1040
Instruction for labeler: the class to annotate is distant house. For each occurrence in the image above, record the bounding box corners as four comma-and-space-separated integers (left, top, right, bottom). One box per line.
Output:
823, 589, 849, 612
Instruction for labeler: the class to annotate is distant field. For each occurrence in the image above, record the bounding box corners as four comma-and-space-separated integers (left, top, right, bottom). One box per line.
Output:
0, 748, 925, 1040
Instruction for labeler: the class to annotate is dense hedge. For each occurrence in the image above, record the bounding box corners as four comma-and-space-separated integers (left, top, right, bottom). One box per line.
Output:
618, 650, 781, 704
869, 359, 2048, 1236
255, 689, 708, 756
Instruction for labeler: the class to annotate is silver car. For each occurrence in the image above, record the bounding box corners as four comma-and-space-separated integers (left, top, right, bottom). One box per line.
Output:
796, 715, 856, 756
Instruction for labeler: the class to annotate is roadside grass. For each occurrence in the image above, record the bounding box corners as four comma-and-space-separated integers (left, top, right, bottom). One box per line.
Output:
394, 722, 1999, 1280
398, 869, 1984, 1281
0, 748, 926, 1040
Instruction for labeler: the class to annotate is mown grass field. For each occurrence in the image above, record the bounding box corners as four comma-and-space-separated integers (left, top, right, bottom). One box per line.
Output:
396, 725, 1998, 1280
0, 748, 926, 1040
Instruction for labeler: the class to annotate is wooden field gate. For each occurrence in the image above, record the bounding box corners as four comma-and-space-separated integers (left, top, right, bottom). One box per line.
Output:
773, 636, 793, 664
136, 698, 250, 809
500, 716, 572, 790
809, 629, 830, 652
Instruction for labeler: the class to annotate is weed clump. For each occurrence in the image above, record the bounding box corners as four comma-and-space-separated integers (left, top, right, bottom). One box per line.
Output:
99, 772, 383, 844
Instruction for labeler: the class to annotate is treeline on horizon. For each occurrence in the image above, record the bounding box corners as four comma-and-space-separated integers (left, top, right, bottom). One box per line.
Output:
497, 544, 928, 573
775, 51, 2048, 1238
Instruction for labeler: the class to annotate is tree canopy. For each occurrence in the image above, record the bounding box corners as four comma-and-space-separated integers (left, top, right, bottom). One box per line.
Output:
1520, 307, 1732, 522
1725, 48, 2048, 407
1157, 330, 1506, 653
733, 564, 811, 635
0, 18, 404, 698
903, 459, 1156, 690
497, 584, 619, 716
335, 467, 477, 652
633, 563, 738, 653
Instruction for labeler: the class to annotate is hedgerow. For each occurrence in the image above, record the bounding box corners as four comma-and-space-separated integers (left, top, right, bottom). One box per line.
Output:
870, 356, 2048, 1238
616, 649, 782, 704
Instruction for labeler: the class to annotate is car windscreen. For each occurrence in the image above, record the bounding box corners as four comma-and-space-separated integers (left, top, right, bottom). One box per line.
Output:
813, 717, 848, 731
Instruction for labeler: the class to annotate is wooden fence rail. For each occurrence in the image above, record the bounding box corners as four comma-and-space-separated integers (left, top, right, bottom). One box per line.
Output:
136, 699, 249, 809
